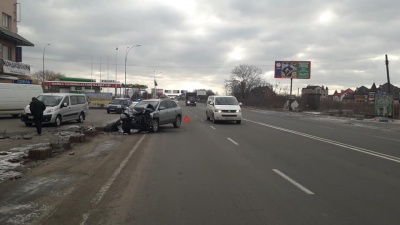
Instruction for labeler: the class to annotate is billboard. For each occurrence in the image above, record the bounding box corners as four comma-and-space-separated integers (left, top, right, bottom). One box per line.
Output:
197, 90, 206, 96
274, 61, 311, 79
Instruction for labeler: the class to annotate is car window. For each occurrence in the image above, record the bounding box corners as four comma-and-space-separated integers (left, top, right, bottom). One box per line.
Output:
61, 96, 70, 106
70, 96, 78, 105
160, 101, 167, 108
166, 100, 176, 108
215, 97, 238, 105
77, 96, 86, 104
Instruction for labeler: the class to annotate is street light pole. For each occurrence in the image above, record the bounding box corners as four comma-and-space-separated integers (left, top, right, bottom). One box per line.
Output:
42, 43, 50, 90
115, 47, 118, 97
124, 44, 141, 97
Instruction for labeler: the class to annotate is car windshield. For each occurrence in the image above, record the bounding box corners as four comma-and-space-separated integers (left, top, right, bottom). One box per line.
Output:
110, 99, 128, 104
215, 97, 238, 105
37, 95, 63, 107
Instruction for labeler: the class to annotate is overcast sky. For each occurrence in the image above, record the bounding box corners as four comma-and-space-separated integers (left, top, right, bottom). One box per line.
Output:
18, 0, 400, 95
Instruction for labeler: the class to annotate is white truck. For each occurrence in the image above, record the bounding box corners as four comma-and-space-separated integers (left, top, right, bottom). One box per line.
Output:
0, 83, 43, 117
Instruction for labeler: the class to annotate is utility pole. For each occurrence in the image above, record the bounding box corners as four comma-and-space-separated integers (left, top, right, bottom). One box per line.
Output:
385, 54, 391, 94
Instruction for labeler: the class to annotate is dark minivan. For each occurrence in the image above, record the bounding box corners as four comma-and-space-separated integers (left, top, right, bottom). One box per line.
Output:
106, 98, 131, 114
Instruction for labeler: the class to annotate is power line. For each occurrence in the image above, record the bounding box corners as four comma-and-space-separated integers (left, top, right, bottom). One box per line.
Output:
23, 55, 382, 69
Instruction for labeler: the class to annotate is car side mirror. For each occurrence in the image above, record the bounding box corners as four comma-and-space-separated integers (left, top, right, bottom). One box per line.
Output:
238, 102, 242, 106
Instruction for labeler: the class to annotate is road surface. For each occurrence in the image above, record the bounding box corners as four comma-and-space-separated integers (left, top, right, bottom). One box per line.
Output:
1, 103, 400, 225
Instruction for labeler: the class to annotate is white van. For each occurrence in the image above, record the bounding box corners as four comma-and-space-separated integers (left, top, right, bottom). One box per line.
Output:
21, 93, 88, 126
0, 83, 43, 117
206, 95, 242, 124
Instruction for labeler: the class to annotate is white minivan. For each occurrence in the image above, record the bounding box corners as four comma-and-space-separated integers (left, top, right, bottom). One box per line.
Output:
21, 93, 88, 126
0, 83, 43, 117
206, 95, 242, 124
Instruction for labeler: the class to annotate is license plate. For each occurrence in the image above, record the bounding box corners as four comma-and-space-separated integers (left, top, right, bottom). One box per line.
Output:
28, 116, 33, 119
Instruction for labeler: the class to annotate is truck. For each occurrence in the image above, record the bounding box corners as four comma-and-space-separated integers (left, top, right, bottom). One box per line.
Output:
185, 92, 197, 106
0, 83, 43, 117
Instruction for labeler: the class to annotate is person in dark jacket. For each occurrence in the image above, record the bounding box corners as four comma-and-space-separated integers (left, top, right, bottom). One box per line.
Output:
29, 97, 46, 135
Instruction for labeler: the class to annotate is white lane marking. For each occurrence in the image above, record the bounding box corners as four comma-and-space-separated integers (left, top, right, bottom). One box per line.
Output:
80, 135, 146, 225
244, 118, 400, 164
210, 126, 216, 130
273, 169, 315, 195
374, 136, 400, 142
227, 138, 239, 145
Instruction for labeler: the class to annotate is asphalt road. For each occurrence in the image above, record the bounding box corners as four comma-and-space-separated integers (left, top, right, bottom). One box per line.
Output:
1, 103, 400, 225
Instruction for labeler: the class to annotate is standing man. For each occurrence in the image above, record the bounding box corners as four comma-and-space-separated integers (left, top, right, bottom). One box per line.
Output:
29, 97, 46, 135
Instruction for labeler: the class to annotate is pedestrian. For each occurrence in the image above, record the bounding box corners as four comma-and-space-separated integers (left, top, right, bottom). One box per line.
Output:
29, 97, 46, 135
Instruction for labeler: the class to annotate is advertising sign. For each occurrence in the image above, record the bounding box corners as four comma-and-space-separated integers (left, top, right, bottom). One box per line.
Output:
197, 90, 206, 96
274, 61, 311, 79
2, 59, 31, 76
14, 79, 32, 84
43, 81, 121, 88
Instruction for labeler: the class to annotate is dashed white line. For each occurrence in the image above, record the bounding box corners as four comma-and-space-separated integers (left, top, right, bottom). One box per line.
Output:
80, 135, 146, 225
244, 118, 400, 164
227, 138, 239, 145
210, 126, 216, 129
273, 169, 315, 195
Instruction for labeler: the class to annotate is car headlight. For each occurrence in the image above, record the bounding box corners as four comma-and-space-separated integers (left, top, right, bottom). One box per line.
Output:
117, 105, 121, 108
236, 109, 241, 113
215, 109, 222, 113
44, 108, 54, 114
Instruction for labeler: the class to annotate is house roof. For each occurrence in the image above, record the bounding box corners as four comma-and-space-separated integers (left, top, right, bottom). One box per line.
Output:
0, 27, 34, 46
343, 93, 354, 99
354, 86, 369, 95
370, 82, 377, 92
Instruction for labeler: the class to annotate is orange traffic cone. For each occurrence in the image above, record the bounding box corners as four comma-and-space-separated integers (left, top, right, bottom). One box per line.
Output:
183, 115, 190, 122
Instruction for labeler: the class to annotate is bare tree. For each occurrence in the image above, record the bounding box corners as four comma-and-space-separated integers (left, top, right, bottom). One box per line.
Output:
31, 70, 65, 84
225, 64, 263, 100
31, 70, 66, 92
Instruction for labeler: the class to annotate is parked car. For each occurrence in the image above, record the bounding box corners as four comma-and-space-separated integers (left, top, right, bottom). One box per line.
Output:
21, 93, 88, 127
131, 98, 182, 132
106, 98, 131, 114
205, 95, 242, 124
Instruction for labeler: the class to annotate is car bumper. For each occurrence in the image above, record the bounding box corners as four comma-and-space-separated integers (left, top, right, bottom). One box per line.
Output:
214, 112, 242, 121
21, 114, 53, 123
107, 107, 122, 112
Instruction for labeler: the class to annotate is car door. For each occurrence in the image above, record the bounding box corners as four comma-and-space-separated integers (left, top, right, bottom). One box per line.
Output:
166, 100, 178, 122
59, 96, 73, 121
157, 100, 170, 125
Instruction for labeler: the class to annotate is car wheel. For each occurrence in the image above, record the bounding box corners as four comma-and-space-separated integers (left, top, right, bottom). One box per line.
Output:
107, 110, 110, 114
54, 115, 62, 127
150, 119, 159, 132
77, 113, 84, 123
236, 120, 241, 124
173, 116, 181, 128
206, 112, 210, 121
25, 122, 33, 126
